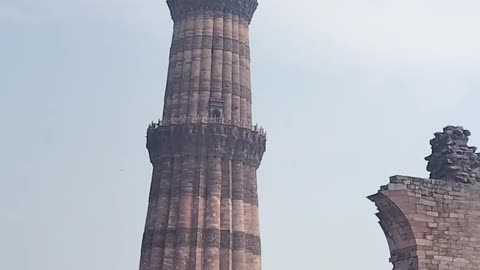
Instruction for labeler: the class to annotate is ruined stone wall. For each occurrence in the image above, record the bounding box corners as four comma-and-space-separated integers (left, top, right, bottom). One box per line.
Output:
370, 176, 480, 270
370, 126, 480, 270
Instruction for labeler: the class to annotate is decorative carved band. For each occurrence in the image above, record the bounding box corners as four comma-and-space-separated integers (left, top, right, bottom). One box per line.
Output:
143, 228, 261, 255
151, 182, 259, 205
170, 36, 250, 59
167, 0, 259, 23
147, 123, 266, 167
167, 79, 251, 97
151, 117, 263, 131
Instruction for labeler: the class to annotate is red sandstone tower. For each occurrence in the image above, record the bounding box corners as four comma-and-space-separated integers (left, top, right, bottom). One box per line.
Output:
139, 1, 266, 270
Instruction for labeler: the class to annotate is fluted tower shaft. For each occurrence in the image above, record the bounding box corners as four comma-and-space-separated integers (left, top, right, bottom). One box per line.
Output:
162, 0, 258, 128
140, 1, 266, 270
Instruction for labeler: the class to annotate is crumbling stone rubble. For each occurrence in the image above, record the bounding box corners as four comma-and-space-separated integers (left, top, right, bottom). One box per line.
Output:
425, 126, 480, 184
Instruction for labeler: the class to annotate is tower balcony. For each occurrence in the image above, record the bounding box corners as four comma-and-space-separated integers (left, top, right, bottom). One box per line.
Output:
149, 115, 266, 137
166, 0, 259, 22
146, 117, 266, 166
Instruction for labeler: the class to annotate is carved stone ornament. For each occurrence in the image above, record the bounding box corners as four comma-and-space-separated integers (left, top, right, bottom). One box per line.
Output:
167, 0, 259, 22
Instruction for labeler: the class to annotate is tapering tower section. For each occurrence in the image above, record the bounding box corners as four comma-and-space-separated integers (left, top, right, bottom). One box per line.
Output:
140, 1, 266, 270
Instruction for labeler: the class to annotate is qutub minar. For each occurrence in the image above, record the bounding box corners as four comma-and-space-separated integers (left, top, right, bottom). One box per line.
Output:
139, 0, 266, 270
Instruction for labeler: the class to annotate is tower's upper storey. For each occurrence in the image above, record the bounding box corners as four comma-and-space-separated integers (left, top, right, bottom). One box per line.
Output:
167, 0, 258, 23
160, 0, 261, 130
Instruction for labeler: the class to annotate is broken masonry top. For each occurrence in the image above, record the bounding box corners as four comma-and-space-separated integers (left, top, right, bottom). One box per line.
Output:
425, 126, 480, 184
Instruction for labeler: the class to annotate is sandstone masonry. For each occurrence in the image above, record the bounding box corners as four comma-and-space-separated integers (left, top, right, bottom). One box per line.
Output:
370, 127, 480, 270
139, 1, 266, 270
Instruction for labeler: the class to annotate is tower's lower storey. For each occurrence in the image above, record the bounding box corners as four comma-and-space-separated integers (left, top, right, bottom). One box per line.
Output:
140, 123, 266, 270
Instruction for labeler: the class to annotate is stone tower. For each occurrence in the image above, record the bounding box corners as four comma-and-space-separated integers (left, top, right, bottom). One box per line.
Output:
369, 126, 480, 270
139, 1, 266, 270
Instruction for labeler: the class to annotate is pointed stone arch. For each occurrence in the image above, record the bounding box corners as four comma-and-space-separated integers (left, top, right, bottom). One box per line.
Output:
369, 190, 418, 270
370, 175, 480, 270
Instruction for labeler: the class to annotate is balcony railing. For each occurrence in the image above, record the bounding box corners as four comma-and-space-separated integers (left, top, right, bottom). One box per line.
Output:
149, 116, 266, 136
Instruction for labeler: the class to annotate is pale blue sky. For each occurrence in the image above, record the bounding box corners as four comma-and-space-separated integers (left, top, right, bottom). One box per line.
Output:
1, 0, 480, 269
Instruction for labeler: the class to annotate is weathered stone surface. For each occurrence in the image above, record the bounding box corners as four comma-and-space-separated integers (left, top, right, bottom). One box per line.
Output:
425, 126, 480, 184
139, 1, 265, 270
147, 123, 266, 167
162, 7, 258, 130
370, 176, 480, 270
370, 127, 480, 269
167, 0, 258, 23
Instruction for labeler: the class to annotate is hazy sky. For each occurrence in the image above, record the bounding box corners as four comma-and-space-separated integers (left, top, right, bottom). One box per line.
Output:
2, 0, 480, 269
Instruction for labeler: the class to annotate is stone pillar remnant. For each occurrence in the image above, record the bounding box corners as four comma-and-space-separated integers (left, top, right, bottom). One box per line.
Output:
425, 126, 480, 184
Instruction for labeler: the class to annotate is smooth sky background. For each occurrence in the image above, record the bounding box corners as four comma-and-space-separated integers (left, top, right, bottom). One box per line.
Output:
2, 0, 480, 269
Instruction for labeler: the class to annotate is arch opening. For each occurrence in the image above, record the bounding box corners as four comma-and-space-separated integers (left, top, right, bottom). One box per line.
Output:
368, 193, 418, 270
211, 109, 221, 118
